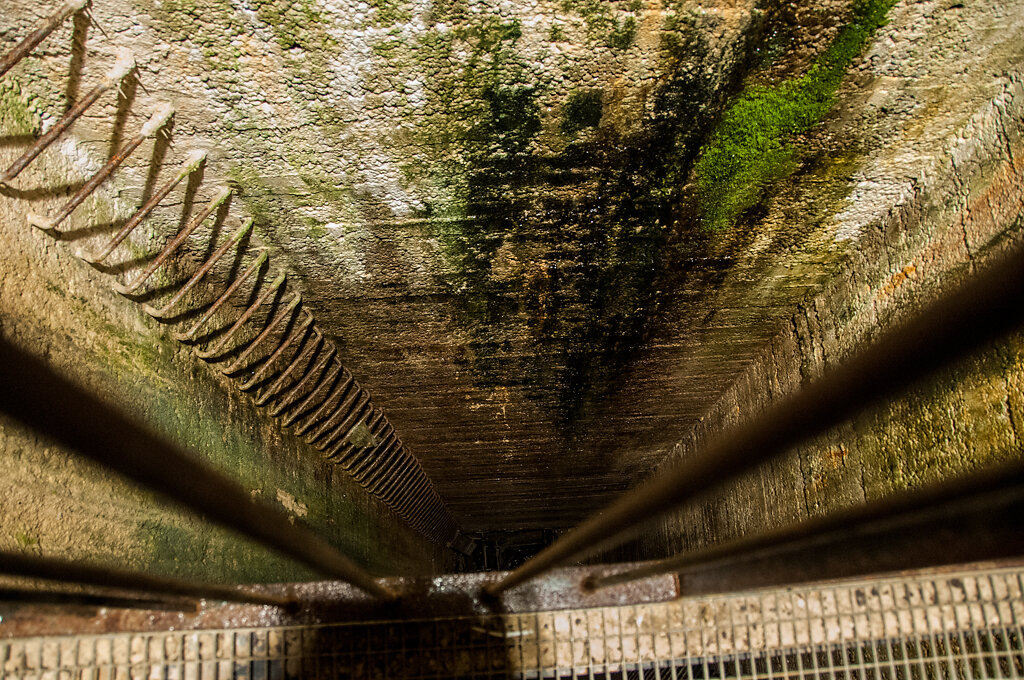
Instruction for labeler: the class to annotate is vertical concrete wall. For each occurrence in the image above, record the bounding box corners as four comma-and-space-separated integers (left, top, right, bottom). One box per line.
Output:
638, 70, 1024, 560
0, 85, 456, 582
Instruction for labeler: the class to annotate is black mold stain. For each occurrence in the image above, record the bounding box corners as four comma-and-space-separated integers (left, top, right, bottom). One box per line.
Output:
429, 7, 772, 431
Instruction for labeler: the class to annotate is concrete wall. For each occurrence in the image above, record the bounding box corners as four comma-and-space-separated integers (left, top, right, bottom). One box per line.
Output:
2, 0, 1023, 571
638, 64, 1024, 559
0, 79, 455, 582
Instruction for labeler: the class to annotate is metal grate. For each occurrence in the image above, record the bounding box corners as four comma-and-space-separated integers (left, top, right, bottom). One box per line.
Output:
2, 565, 1023, 678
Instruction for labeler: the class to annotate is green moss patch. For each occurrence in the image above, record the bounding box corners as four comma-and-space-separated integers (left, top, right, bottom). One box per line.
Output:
693, 0, 898, 232
0, 82, 36, 136
561, 89, 604, 134
250, 0, 336, 53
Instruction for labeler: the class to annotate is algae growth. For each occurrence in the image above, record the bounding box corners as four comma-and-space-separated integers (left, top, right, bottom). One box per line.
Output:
693, 0, 899, 232
404, 2, 731, 425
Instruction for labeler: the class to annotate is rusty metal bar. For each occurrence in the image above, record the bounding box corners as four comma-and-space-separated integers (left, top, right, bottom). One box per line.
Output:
363, 437, 406, 488
27, 103, 173, 234
323, 399, 374, 453
395, 477, 431, 517
269, 347, 336, 417
87, 150, 208, 264
142, 217, 253, 318
413, 489, 444, 524
239, 311, 314, 392
0, 587, 192, 611
305, 378, 360, 444
363, 441, 403, 491
220, 292, 302, 375
486, 243, 1024, 596
0, 337, 397, 600
352, 428, 398, 480
376, 453, 418, 499
348, 424, 397, 477
379, 466, 415, 502
330, 408, 386, 465
330, 416, 385, 468
322, 395, 374, 456
115, 186, 233, 295
582, 458, 1024, 596
294, 368, 353, 437
281, 360, 341, 429
175, 250, 269, 343
255, 332, 324, 407
194, 271, 286, 360
346, 438, 394, 482
360, 441, 404, 492
251, 326, 321, 401
1, 48, 134, 184
0, 0, 89, 79
0, 550, 293, 607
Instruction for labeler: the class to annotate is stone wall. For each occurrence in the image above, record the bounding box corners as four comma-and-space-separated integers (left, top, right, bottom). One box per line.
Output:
2, 0, 1023, 565
636, 62, 1024, 559
0, 66, 455, 582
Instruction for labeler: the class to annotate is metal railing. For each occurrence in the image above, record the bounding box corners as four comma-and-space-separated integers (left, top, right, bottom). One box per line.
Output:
488, 241, 1024, 596
0, 337, 396, 601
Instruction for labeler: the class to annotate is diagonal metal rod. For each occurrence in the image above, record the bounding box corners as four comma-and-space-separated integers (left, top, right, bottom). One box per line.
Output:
363, 436, 407, 488
329, 405, 382, 464
486, 242, 1024, 596
195, 272, 286, 360
358, 438, 402, 489
27, 103, 174, 234
351, 425, 397, 479
174, 250, 268, 342
322, 394, 373, 455
305, 377, 360, 444
376, 452, 418, 499
377, 460, 412, 500
0, 586, 194, 611
339, 428, 391, 475
115, 186, 232, 295
281, 358, 340, 428
0, 337, 397, 601
1, 48, 134, 183
294, 367, 352, 437
269, 347, 336, 418
0, 550, 293, 607
254, 330, 323, 406
582, 458, 1024, 596
86, 150, 208, 264
240, 312, 314, 392
142, 217, 252, 318
0, 0, 89, 79
220, 292, 301, 375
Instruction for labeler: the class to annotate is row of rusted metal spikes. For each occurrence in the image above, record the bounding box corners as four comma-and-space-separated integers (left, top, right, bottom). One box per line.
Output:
0, 0, 462, 550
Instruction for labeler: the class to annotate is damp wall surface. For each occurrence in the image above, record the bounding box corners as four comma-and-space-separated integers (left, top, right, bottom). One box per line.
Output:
0, 86, 455, 583
3, 0, 782, 532
632, 17, 1024, 559
1, 0, 1023, 563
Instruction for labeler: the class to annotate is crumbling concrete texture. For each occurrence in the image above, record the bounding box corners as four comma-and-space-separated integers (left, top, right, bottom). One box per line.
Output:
0, 197, 454, 583
0, 14, 455, 579
0, 0, 1022, 553
632, 5, 1024, 558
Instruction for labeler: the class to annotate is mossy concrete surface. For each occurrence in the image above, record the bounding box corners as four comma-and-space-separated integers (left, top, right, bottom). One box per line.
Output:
1, 0, 1022, 543
636, 66, 1024, 559
0, 78, 453, 581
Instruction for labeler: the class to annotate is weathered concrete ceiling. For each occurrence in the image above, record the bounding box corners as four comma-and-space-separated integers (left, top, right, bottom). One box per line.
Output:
4, 0, 1022, 533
